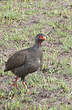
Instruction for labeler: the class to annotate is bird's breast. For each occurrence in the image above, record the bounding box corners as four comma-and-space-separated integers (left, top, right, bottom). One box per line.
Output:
24, 57, 40, 73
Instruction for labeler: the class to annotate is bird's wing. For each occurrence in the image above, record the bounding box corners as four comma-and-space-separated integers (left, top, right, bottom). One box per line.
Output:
5, 50, 27, 71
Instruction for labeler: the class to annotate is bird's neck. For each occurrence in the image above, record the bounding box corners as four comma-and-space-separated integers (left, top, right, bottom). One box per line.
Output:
34, 40, 42, 48
34, 42, 42, 48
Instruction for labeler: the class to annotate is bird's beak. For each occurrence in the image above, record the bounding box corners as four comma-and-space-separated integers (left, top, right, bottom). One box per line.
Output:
42, 36, 46, 40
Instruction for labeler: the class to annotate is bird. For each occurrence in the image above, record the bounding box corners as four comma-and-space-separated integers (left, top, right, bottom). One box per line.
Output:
4, 33, 47, 94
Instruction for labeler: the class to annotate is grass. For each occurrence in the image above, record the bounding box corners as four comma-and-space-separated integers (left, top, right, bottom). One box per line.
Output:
0, 0, 72, 109
0, 89, 5, 99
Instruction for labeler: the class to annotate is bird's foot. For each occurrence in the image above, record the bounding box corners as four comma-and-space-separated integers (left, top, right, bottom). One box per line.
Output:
26, 89, 30, 94
22, 81, 30, 94
11, 76, 18, 88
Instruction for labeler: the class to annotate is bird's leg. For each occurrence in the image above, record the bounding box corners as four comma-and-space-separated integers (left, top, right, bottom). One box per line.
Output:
22, 81, 27, 89
12, 76, 18, 88
22, 81, 30, 94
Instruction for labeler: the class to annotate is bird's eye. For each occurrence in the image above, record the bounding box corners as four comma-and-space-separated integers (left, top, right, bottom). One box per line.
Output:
39, 35, 43, 39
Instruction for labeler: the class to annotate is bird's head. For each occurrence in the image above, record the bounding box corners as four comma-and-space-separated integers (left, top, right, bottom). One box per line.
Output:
35, 33, 47, 46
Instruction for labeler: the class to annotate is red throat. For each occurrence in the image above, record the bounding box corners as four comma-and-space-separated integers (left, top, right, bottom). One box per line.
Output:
38, 41, 42, 46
